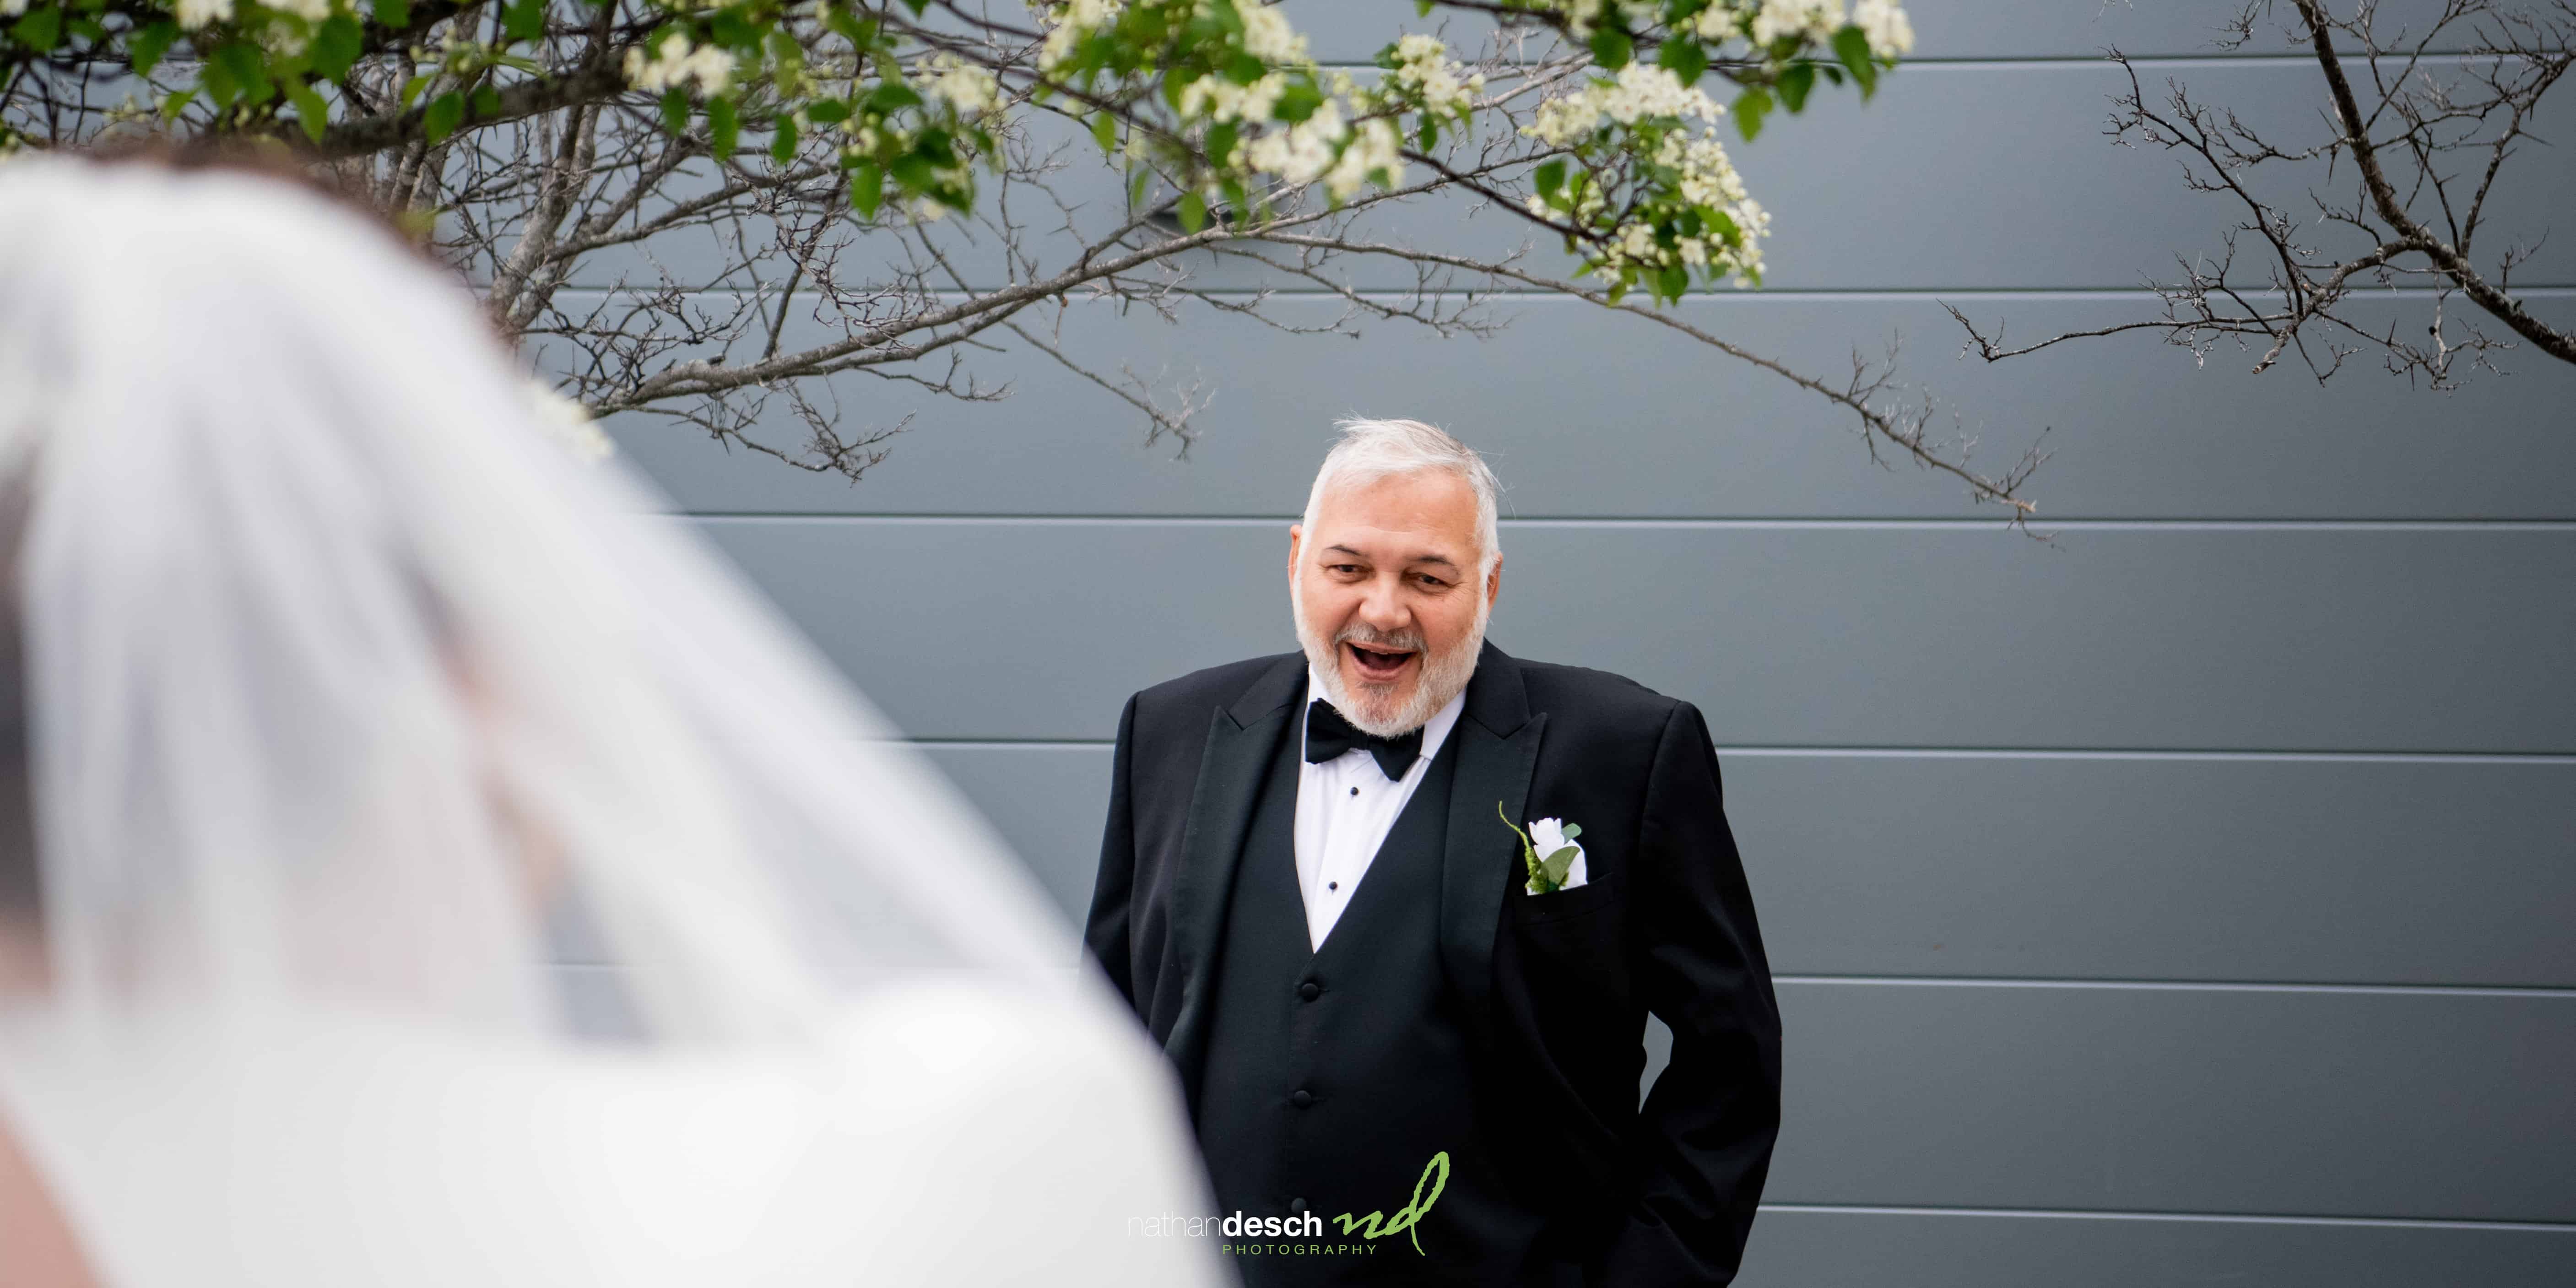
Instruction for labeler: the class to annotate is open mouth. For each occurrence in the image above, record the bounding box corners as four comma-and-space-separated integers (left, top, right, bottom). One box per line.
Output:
1343, 641, 1418, 682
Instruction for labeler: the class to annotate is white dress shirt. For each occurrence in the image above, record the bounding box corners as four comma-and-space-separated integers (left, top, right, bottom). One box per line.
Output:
1293, 666, 1468, 951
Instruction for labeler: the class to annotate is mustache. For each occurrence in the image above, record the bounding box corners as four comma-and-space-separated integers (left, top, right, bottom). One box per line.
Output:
1334, 623, 1428, 653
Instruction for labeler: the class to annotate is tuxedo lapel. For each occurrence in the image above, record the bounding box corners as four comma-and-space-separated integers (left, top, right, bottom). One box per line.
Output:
1439, 643, 1544, 1045
1161, 654, 1303, 1105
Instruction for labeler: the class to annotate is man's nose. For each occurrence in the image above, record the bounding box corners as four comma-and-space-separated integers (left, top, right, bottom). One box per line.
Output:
1357, 576, 1411, 631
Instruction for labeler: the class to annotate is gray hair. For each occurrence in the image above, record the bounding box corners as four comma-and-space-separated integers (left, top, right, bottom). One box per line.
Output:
1299, 417, 1503, 574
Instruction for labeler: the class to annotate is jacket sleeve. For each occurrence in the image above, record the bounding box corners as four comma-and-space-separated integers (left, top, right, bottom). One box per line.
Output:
1601, 699, 1785, 1286
1083, 691, 1143, 1012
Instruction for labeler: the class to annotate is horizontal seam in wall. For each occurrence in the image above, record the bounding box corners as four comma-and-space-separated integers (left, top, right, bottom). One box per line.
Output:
1756, 1203, 2576, 1232
550, 286, 2576, 303
907, 739, 2576, 762
686, 515, 2576, 529
541, 960, 2576, 997
1297, 54, 2524, 72
1775, 975, 2576, 999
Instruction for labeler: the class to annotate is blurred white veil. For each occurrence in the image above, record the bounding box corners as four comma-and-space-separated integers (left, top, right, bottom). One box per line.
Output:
0, 155, 1220, 1287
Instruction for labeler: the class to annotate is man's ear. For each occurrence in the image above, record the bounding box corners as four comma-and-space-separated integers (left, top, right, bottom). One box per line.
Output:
1286, 525, 1303, 576
1485, 557, 1503, 609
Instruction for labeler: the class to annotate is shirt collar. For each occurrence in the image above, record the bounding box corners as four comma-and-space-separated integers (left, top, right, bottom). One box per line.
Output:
1301, 664, 1468, 778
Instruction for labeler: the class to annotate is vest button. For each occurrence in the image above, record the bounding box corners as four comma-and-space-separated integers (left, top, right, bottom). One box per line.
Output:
1290, 1088, 1315, 1108
1298, 981, 1321, 1001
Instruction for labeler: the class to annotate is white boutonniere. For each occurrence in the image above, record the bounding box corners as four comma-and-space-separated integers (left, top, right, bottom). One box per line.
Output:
1497, 803, 1588, 895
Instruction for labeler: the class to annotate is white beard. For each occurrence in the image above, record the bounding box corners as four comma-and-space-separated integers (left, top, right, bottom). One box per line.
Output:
1291, 569, 1489, 738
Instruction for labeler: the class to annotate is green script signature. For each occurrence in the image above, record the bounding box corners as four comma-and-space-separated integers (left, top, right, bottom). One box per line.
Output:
1331, 1152, 1450, 1255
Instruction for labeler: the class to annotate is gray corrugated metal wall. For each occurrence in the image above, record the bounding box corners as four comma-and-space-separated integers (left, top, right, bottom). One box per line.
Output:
586, 3, 2576, 1281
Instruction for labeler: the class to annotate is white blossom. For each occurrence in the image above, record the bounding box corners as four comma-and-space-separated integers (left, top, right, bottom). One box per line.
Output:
1527, 817, 1587, 889
1038, 0, 1121, 71
175, 0, 234, 29
920, 54, 1000, 117
1853, 0, 1914, 57
1244, 98, 1344, 187
1322, 115, 1401, 200
1178, 70, 1288, 124
1387, 33, 1483, 117
272, 0, 334, 21
1235, 0, 1306, 65
622, 33, 735, 97
0, 0, 26, 17
1524, 63, 1722, 146
1750, 0, 1842, 46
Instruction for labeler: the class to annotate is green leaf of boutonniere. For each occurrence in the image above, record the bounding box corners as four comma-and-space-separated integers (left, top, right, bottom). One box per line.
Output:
1499, 801, 1563, 894
1541, 846, 1580, 888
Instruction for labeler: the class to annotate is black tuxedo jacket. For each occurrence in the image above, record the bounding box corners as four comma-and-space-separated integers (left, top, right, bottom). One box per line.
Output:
1086, 642, 1783, 1286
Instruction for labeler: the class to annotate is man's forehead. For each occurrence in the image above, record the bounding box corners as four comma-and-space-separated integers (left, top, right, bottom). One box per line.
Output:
1310, 471, 1478, 543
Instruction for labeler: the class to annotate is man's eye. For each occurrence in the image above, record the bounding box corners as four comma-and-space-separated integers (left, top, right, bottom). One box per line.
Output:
1414, 574, 1449, 588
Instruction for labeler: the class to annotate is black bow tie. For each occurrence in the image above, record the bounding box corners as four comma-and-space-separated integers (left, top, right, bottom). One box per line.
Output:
1304, 699, 1423, 781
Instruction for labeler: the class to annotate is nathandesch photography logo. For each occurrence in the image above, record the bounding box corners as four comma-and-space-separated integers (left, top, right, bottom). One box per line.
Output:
1129, 1152, 1451, 1261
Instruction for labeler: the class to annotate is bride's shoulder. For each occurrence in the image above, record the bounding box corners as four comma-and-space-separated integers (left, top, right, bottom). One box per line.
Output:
1, 988, 1222, 1288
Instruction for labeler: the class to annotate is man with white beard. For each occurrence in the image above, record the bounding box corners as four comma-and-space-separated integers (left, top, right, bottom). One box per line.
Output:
1087, 419, 1782, 1287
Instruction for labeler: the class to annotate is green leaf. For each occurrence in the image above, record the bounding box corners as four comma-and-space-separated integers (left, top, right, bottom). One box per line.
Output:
423, 90, 465, 142
1415, 0, 1432, 15
213, 41, 271, 104
311, 13, 363, 80
865, 81, 921, 113
1542, 846, 1580, 887
1656, 36, 1705, 83
1533, 157, 1564, 200
1176, 190, 1206, 233
1205, 120, 1237, 167
1224, 51, 1264, 85
1656, 263, 1688, 302
129, 19, 178, 76
1090, 111, 1116, 154
708, 8, 755, 48
1587, 26, 1632, 70
1831, 25, 1878, 99
1272, 79, 1321, 123
470, 83, 501, 116
822, 5, 863, 44
372, 0, 410, 29
805, 98, 850, 124
1733, 86, 1770, 142
659, 87, 688, 135
161, 87, 197, 119
707, 97, 739, 156
11, 7, 62, 51
887, 152, 933, 191
1559, 823, 1581, 840
286, 78, 330, 143
770, 112, 799, 162
503, 0, 543, 42
849, 160, 883, 217
1776, 60, 1815, 112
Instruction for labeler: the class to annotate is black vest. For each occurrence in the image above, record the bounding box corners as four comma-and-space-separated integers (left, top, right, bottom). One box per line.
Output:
1194, 703, 1549, 1286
